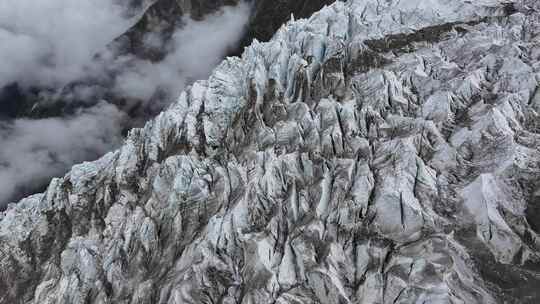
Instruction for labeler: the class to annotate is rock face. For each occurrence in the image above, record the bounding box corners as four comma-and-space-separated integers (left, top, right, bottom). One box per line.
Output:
2, 0, 540, 303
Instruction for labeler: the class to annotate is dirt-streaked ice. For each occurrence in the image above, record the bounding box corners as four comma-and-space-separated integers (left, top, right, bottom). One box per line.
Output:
1, 0, 540, 303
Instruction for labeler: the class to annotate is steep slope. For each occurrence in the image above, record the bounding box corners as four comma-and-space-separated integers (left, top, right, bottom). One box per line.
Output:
2, 0, 540, 303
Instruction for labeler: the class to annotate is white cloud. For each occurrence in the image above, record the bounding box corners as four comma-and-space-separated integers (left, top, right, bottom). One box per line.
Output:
0, 0, 135, 88
0, 102, 125, 206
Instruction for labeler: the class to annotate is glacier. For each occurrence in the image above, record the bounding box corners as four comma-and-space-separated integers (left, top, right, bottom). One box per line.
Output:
1, 0, 540, 303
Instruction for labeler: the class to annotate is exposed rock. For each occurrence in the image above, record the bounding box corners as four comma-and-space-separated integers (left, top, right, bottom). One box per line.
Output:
2, 0, 540, 303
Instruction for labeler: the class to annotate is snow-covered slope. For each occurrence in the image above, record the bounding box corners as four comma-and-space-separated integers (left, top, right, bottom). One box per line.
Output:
2, 0, 540, 303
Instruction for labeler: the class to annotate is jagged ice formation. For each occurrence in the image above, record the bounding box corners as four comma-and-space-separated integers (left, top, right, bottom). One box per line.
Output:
2, 0, 540, 303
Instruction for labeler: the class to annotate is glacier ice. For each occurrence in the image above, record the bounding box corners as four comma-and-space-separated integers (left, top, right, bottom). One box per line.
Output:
1, 0, 540, 303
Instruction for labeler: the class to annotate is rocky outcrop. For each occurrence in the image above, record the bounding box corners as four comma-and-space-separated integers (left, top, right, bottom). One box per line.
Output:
2, 0, 540, 303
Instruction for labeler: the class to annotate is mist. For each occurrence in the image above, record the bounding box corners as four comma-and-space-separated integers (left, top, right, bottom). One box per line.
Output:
0, 0, 136, 89
112, 3, 251, 107
0, 103, 125, 205
0, 0, 250, 208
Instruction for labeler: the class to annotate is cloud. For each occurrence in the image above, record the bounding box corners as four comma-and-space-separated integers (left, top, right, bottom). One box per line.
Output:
0, 0, 136, 89
0, 1, 251, 208
0, 102, 125, 207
